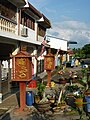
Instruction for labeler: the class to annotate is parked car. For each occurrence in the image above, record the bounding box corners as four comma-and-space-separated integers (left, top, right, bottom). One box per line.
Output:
66, 61, 71, 67
81, 59, 90, 68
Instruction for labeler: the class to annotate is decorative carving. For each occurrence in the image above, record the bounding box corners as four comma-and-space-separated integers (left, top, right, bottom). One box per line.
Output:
11, 51, 32, 81
16, 58, 27, 79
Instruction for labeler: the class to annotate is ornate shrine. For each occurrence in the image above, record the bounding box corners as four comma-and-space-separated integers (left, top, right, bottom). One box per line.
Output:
11, 46, 32, 113
44, 49, 55, 87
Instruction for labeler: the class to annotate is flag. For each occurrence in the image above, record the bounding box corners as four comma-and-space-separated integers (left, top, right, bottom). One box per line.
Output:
40, 39, 47, 56
56, 49, 60, 55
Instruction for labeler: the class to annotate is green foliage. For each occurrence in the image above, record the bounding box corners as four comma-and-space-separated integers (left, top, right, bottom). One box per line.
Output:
82, 44, 90, 54
37, 82, 46, 97
74, 92, 84, 98
65, 85, 79, 92
77, 79, 86, 87
81, 68, 87, 77
73, 43, 90, 58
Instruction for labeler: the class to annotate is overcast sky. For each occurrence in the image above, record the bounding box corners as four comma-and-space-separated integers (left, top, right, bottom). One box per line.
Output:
28, 0, 90, 48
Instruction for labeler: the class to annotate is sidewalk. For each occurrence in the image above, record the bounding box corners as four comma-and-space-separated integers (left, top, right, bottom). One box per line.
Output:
0, 69, 58, 119
0, 66, 86, 120
0, 93, 87, 120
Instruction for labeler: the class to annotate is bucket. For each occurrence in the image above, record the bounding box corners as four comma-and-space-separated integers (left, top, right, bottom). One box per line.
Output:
75, 98, 83, 107
65, 96, 76, 108
0, 93, 2, 103
85, 96, 90, 112
26, 91, 34, 106
28, 80, 36, 88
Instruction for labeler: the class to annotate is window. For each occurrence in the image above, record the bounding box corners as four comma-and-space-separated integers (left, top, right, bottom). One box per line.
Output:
1, 0, 17, 21
21, 12, 35, 30
38, 25, 46, 37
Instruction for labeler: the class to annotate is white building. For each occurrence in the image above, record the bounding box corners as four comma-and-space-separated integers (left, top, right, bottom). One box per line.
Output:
0, 0, 51, 95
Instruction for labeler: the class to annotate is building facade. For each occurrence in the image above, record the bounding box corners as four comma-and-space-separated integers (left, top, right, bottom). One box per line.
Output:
0, 0, 51, 95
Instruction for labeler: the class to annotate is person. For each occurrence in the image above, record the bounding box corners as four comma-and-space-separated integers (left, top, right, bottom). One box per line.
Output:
75, 59, 79, 67
71, 58, 75, 68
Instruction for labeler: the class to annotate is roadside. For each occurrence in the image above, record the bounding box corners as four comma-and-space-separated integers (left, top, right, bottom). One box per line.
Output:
0, 66, 86, 120
0, 68, 59, 120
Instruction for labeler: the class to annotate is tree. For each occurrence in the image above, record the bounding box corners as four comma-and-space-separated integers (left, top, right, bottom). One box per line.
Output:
73, 44, 90, 58
82, 44, 90, 58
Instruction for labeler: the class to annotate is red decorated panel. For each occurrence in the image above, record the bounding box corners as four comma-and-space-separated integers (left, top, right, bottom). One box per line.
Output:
11, 51, 32, 81
44, 56, 55, 70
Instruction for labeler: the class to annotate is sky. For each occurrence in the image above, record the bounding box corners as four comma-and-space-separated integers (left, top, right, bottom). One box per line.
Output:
28, 0, 90, 48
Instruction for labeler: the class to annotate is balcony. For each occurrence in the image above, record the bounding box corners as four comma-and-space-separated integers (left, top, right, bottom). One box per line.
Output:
0, 15, 17, 34
0, 15, 44, 45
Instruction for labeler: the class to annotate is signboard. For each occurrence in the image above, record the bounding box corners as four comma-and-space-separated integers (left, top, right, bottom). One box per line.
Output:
47, 36, 67, 51
44, 57, 54, 70
11, 51, 32, 81
44, 49, 55, 70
